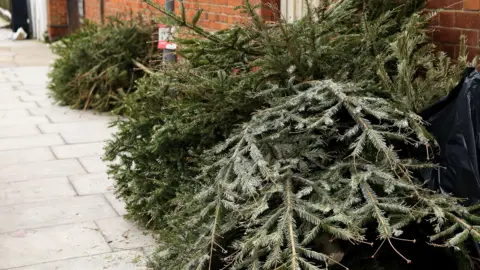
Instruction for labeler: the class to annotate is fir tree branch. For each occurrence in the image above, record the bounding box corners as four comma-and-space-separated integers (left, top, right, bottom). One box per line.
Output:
143, 0, 263, 56
208, 196, 221, 270
285, 177, 299, 270
360, 182, 391, 239
447, 213, 480, 243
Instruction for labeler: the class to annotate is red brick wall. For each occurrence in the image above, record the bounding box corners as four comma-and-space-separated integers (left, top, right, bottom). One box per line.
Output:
47, 0, 69, 39
82, 0, 280, 30
83, 0, 164, 23
177, 0, 249, 30
50, 0, 480, 60
427, 0, 480, 59
85, 0, 103, 23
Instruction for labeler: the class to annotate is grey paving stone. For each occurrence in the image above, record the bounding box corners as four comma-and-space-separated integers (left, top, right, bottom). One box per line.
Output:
0, 101, 37, 110
0, 147, 55, 166
0, 222, 111, 269
0, 159, 85, 183
0, 109, 29, 118
61, 129, 115, 144
0, 97, 23, 104
78, 156, 109, 173
0, 95, 23, 102
19, 95, 52, 102
0, 194, 118, 233
0, 134, 64, 151
48, 112, 114, 123
28, 107, 71, 116
0, 115, 48, 127
0, 177, 76, 206
19, 86, 48, 93
12, 90, 31, 97
104, 192, 127, 216
38, 120, 111, 134
18, 83, 49, 89
14, 67, 50, 81
0, 82, 21, 89
38, 110, 112, 123
36, 99, 55, 108
0, 91, 28, 99
0, 125, 40, 138
96, 217, 155, 251
11, 249, 149, 270
69, 173, 114, 195
52, 142, 104, 159
27, 89, 50, 96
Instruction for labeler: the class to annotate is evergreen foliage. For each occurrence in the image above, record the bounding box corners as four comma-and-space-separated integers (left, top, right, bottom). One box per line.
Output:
48, 14, 158, 112
157, 79, 480, 269
105, 0, 480, 269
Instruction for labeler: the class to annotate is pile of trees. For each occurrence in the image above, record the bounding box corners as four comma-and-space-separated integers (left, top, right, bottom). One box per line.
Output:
103, 0, 480, 269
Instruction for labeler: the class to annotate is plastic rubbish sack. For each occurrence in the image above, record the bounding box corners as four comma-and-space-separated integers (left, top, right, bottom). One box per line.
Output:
12, 27, 27, 41
419, 67, 480, 205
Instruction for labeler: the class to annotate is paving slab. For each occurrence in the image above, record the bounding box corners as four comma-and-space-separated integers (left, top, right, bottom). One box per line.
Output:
0, 91, 29, 99
38, 120, 112, 133
47, 111, 114, 123
18, 81, 49, 87
78, 155, 110, 173
35, 99, 55, 108
28, 106, 72, 116
0, 109, 29, 118
0, 194, 118, 233
104, 192, 128, 216
0, 41, 54, 67
69, 173, 114, 195
96, 217, 155, 251
0, 147, 55, 166
0, 133, 64, 151
0, 83, 21, 89
0, 99, 26, 105
0, 101, 37, 110
0, 115, 48, 127
0, 125, 40, 138
0, 159, 85, 182
61, 129, 115, 144
52, 142, 104, 159
18, 83, 49, 90
27, 89, 50, 96
19, 95, 52, 102
0, 177, 76, 206
0, 222, 111, 269
11, 249, 150, 270
18, 86, 49, 93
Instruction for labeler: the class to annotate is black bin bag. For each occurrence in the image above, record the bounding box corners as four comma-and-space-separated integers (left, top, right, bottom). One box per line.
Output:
420, 67, 480, 205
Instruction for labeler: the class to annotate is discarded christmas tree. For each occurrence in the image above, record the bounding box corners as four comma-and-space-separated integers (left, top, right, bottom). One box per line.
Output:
105, 0, 480, 269
48, 13, 158, 112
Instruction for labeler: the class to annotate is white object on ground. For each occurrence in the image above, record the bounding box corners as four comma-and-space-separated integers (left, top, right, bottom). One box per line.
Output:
12, 27, 27, 40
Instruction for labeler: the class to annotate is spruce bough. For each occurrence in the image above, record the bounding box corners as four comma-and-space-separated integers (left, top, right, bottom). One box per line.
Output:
105, 0, 480, 269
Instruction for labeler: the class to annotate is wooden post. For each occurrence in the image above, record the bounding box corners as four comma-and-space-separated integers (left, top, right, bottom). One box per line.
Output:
67, 0, 80, 32
100, 0, 104, 24
163, 0, 176, 63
